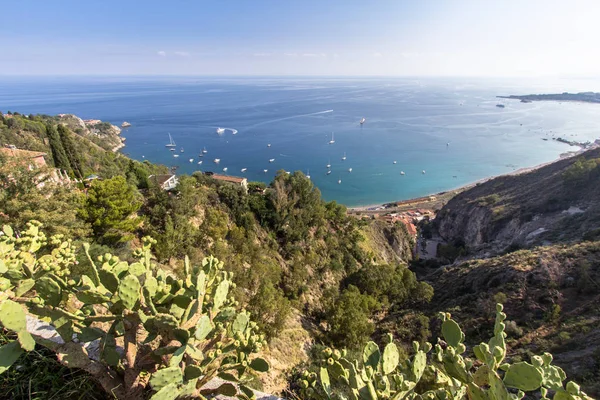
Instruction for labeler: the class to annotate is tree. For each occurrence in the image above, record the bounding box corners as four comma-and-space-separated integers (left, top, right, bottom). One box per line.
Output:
326, 285, 377, 349
45, 123, 72, 175
79, 176, 142, 244
57, 124, 83, 178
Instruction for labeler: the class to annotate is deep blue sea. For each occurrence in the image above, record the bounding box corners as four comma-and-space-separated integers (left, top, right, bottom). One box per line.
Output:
1, 76, 600, 206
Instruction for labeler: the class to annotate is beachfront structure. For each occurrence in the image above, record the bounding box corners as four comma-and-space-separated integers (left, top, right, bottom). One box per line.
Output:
149, 174, 179, 191
211, 173, 248, 193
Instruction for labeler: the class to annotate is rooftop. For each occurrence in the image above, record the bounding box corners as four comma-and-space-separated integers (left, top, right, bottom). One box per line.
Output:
149, 174, 177, 187
211, 174, 246, 184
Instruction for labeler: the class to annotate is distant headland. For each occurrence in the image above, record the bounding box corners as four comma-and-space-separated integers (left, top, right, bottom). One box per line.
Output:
497, 91, 600, 104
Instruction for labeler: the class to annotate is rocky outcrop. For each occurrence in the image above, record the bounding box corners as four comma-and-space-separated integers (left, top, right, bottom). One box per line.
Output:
435, 147, 600, 257
58, 114, 124, 152
361, 220, 415, 264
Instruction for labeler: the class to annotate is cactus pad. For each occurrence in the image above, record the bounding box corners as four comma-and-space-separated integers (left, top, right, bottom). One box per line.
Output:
382, 342, 399, 374
118, 274, 140, 310
0, 341, 24, 374
441, 318, 464, 347
362, 341, 381, 371
503, 362, 544, 391
195, 315, 213, 340
150, 366, 183, 391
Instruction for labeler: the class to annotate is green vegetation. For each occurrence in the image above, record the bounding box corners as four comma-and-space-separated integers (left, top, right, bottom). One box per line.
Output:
563, 157, 600, 184
0, 223, 269, 400
295, 305, 592, 399
79, 175, 142, 244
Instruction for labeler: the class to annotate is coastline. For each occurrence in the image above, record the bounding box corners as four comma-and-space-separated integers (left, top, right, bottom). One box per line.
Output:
347, 144, 597, 213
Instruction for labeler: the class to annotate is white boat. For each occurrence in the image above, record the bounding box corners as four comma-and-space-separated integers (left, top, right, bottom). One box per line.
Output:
338, 178, 342, 184
173, 154, 179, 158
189, 158, 194, 163
241, 168, 247, 173
327, 170, 331, 175
342, 152, 346, 161
306, 169, 311, 179
422, 170, 426, 174
267, 144, 271, 147
286, 171, 291, 175
326, 160, 331, 168
202, 147, 208, 154
348, 168, 352, 172
165, 133, 176, 148
214, 159, 221, 164
121, 121, 131, 128
263, 169, 268, 173
393, 161, 397, 164
170, 148, 175, 152
180, 148, 184, 153
216, 127, 225, 134
400, 171, 405, 175
360, 117, 366, 125
198, 161, 203, 165
329, 132, 335, 144
269, 158, 275, 163
223, 167, 228, 172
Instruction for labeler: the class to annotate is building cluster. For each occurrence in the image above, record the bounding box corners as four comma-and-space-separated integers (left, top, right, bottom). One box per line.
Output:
377, 209, 435, 237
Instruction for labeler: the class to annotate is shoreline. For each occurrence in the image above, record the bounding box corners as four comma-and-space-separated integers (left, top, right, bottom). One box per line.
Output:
347, 145, 597, 213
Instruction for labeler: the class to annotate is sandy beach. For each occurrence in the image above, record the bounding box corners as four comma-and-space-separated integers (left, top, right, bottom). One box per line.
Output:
347, 143, 599, 213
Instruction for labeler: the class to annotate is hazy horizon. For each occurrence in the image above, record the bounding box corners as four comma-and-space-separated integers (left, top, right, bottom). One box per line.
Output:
1, 0, 599, 77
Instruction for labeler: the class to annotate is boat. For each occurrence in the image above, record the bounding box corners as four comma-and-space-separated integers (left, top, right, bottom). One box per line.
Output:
422, 170, 426, 174
348, 168, 352, 172
223, 167, 228, 172
496, 104, 505, 108
327, 170, 331, 175
173, 154, 179, 158
189, 158, 194, 163
198, 161, 203, 165
202, 147, 208, 154
180, 148, 184, 153
393, 161, 397, 164
241, 168, 247, 173
326, 160, 331, 169
121, 121, 131, 128
338, 178, 342, 184
165, 133, 176, 148
263, 169, 268, 173
269, 158, 275, 163
306, 169, 311, 179
360, 117, 366, 125
329, 132, 335, 144
170, 148, 175, 152
400, 171, 405, 175
216, 127, 225, 134
267, 144, 271, 147
342, 152, 346, 161
214, 158, 221, 164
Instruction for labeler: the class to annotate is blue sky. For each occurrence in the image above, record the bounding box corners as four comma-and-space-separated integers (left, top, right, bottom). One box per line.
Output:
1, 0, 599, 76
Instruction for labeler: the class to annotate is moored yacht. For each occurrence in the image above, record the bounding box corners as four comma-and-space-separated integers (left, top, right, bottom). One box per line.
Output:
165, 133, 176, 148
214, 158, 221, 164
329, 132, 335, 144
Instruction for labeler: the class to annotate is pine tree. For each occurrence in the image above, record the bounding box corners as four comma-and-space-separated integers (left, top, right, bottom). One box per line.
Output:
45, 123, 73, 176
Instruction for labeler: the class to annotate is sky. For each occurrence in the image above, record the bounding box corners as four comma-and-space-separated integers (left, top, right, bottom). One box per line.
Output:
1, 0, 599, 77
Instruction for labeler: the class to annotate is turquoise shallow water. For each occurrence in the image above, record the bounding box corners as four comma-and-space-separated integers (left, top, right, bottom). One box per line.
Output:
1, 76, 599, 206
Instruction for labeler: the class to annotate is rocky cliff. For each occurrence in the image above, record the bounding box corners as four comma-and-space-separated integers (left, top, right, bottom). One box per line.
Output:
435, 147, 600, 257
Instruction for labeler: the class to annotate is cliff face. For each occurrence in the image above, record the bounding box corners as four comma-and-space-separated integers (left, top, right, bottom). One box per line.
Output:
435, 147, 600, 256
58, 114, 124, 152
360, 220, 415, 264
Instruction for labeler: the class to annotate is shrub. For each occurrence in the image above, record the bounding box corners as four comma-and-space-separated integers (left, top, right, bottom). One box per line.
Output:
0, 222, 269, 400
297, 305, 592, 399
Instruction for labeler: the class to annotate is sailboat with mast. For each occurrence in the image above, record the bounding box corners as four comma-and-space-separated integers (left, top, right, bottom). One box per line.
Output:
165, 133, 176, 148
329, 132, 335, 144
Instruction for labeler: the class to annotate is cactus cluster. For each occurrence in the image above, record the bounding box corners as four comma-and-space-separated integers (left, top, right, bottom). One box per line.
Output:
299, 304, 592, 400
0, 222, 269, 400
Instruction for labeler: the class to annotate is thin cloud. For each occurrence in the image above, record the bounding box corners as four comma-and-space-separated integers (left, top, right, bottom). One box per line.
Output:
253, 53, 272, 57
302, 53, 319, 57
157, 51, 166, 57
174, 51, 190, 57
284, 53, 298, 57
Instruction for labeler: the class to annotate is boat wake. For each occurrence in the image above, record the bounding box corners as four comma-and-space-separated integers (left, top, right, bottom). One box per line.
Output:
279, 153, 292, 157
224, 128, 238, 135
245, 110, 333, 131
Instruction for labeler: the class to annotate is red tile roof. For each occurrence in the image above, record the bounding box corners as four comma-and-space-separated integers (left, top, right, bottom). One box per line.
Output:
211, 174, 246, 184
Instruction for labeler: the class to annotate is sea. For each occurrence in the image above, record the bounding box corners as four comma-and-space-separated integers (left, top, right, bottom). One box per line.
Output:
1, 76, 600, 207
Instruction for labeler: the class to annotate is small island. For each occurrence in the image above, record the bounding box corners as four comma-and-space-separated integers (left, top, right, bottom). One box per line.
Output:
498, 91, 600, 104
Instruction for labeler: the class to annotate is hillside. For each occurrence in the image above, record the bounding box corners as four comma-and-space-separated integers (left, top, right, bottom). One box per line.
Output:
435, 147, 600, 257
498, 92, 600, 104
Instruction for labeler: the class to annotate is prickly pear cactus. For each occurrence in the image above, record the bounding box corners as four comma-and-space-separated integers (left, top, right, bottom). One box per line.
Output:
299, 304, 593, 400
0, 223, 270, 400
